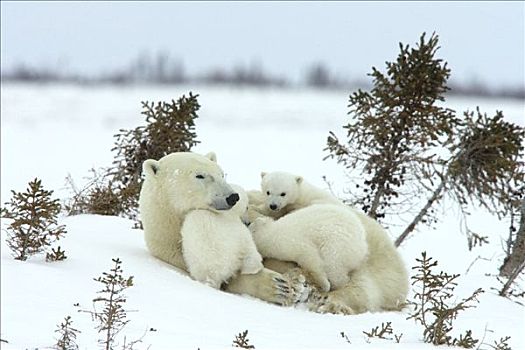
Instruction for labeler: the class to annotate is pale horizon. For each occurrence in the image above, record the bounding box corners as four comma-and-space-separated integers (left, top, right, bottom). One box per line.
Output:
1, 1, 524, 89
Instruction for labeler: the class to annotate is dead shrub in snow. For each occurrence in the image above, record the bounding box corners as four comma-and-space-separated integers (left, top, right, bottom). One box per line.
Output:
362, 321, 403, 343
499, 195, 525, 294
232, 330, 255, 349
363, 321, 393, 340
488, 336, 512, 350
1, 178, 67, 261
64, 169, 133, 217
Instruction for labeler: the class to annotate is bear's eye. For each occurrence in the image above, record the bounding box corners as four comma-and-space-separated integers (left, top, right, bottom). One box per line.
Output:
280, 192, 286, 197
195, 174, 205, 179
266, 191, 270, 196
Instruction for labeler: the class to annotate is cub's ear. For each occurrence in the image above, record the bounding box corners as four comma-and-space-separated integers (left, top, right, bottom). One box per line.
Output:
205, 152, 217, 163
143, 159, 160, 177
260, 171, 267, 179
295, 176, 303, 184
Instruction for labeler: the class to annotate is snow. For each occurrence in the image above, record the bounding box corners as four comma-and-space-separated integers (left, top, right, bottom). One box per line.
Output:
1, 83, 524, 349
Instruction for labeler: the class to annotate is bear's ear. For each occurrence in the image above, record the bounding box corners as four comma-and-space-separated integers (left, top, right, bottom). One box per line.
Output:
260, 172, 267, 179
205, 152, 217, 163
143, 159, 160, 177
295, 176, 303, 184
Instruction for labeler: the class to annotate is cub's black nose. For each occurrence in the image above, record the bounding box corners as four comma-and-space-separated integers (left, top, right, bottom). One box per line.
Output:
226, 193, 240, 207
269, 204, 278, 210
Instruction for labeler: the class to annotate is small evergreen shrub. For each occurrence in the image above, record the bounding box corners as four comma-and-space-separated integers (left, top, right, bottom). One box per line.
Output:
232, 330, 255, 349
46, 246, 67, 262
2, 178, 67, 261
54, 315, 80, 350
65, 93, 201, 223
489, 336, 512, 350
408, 252, 484, 348
81, 258, 135, 350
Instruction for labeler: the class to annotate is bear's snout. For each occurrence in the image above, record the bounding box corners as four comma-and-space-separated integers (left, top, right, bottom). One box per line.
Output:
269, 204, 278, 211
226, 193, 240, 207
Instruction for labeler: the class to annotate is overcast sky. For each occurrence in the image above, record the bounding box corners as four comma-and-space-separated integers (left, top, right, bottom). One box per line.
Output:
1, 1, 524, 88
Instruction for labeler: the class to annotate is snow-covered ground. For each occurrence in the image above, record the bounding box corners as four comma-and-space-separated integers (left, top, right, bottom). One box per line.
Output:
1, 83, 524, 349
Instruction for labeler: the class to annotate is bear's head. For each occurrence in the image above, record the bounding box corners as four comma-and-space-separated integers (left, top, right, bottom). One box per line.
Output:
260, 171, 303, 213
142, 152, 240, 212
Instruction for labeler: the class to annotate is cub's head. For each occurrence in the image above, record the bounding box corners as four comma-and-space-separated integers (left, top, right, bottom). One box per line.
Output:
260, 171, 303, 213
229, 184, 250, 223
141, 152, 239, 212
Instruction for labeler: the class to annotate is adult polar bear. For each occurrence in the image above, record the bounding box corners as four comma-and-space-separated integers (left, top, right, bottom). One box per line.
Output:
139, 151, 305, 306
139, 151, 407, 314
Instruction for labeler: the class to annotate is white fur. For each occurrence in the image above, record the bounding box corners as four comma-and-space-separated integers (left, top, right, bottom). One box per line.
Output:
336, 209, 409, 313
139, 152, 238, 270
259, 171, 341, 216
181, 186, 263, 289
139, 153, 408, 312
139, 152, 290, 306
251, 171, 408, 313
250, 204, 368, 292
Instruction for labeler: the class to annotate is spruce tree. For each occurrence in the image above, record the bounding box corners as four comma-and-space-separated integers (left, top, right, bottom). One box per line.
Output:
325, 33, 459, 220
83, 258, 134, 350
396, 108, 524, 246
2, 178, 67, 261
408, 252, 484, 347
55, 315, 80, 350
65, 93, 201, 223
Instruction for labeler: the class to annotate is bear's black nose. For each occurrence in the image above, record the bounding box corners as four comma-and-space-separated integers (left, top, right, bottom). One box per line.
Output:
269, 204, 278, 211
226, 193, 240, 207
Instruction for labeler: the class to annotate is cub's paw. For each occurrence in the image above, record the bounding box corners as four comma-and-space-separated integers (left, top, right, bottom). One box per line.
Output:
245, 206, 267, 226
248, 216, 270, 233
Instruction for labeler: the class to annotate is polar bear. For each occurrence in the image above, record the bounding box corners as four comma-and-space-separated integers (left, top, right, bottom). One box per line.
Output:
247, 171, 408, 314
181, 185, 263, 289
250, 203, 368, 292
261, 208, 409, 314
139, 152, 306, 305
258, 171, 341, 217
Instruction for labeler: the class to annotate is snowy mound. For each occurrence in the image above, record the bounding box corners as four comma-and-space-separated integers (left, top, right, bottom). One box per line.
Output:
2, 84, 523, 349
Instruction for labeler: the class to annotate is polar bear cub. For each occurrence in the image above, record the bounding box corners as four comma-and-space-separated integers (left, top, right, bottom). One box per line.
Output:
259, 171, 341, 217
181, 185, 263, 289
250, 203, 368, 292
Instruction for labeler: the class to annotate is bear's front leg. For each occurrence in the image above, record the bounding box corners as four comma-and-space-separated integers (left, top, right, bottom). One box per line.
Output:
225, 267, 308, 306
